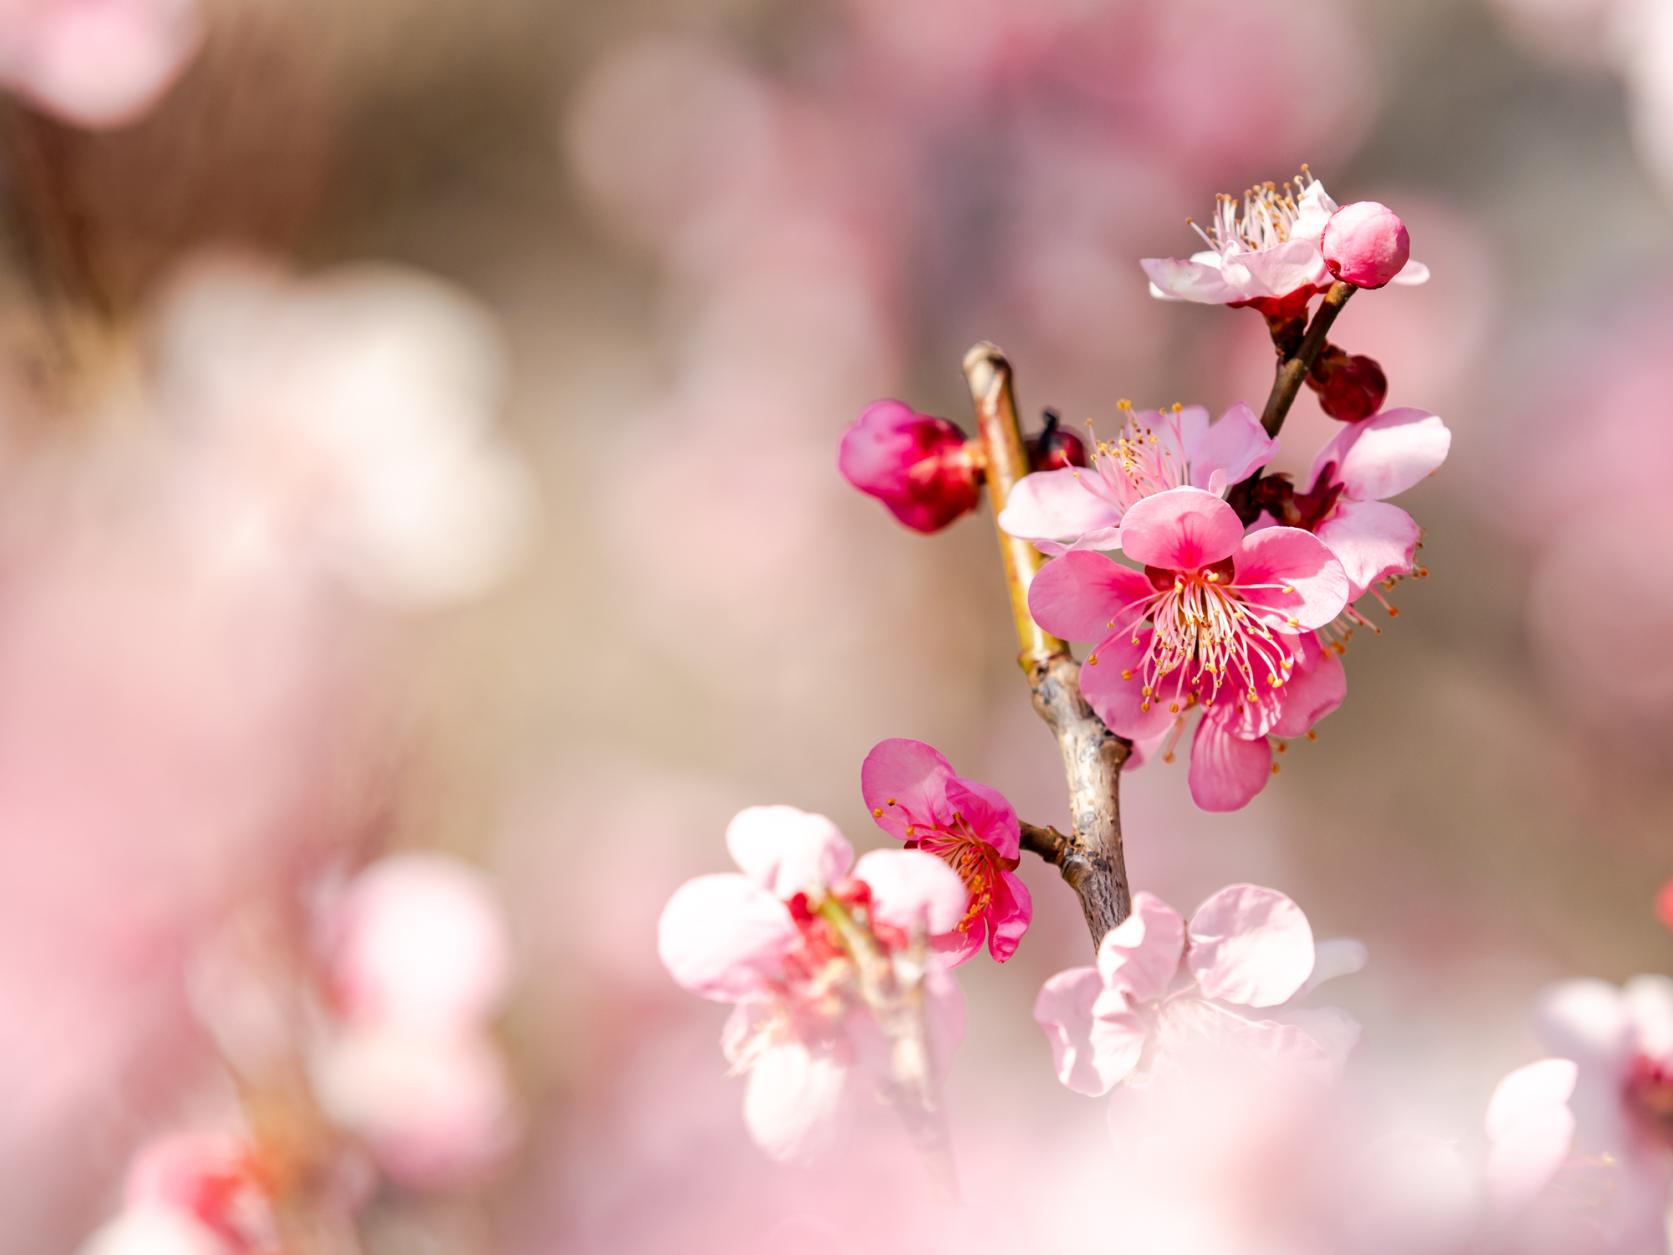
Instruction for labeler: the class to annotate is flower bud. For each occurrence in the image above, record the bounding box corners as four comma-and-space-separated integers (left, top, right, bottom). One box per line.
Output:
1027, 409, 1088, 471
1322, 201, 1410, 290
838, 400, 981, 533
1308, 346, 1387, 422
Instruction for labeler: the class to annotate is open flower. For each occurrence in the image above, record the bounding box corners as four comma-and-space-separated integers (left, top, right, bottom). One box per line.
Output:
999, 401, 1274, 554
1141, 170, 1428, 310
657, 806, 968, 1161
860, 738, 1032, 964
1034, 886, 1360, 1097
1028, 488, 1349, 809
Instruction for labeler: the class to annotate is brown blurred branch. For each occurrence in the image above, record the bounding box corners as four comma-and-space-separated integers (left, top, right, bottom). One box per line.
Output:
1258, 280, 1354, 437
964, 343, 1131, 948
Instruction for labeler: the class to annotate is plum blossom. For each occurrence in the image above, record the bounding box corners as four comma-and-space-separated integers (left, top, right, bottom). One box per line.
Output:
1028, 488, 1349, 810
860, 737, 1032, 964
1141, 169, 1428, 310
1034, 886, 1360, 1097
0, 0, 203, 129
1322, 201, 1412, 290
657, 806, 968, 1161
999, 401, 1274, 553
838, 400, 981, 534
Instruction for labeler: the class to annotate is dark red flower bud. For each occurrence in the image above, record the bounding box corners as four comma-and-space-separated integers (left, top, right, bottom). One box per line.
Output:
1027, 409, 1089, 471
838, 400, 982, 533
1307, 346, 1387, 422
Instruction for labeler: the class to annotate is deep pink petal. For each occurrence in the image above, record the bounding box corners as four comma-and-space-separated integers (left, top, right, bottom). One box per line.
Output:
985, 868, 1032, 963
942, 776, 1020, 860
860, 738, 955, 841
1186, 884, 1315, 1008
1232, 525, 1349, 630
1268, 633, 1347, 739
1314, 407, 1451, 502
1316, 499, 1421, 597
1079, 629, 1177, 742
1186, 717, 1273, 812
998, 467, 1125, 546
1026, 551, 1154, 642
725, 805, 854, 897
932, 923, 984, 968
1185, 402, 1276, 490
1140, 255, 1237, 304
1095, 891, 1185, 1003
1118, 487, 1243, 571
657, 874, 794, 1002
1034, 967, 1144, 1095
854, 848, 969, 938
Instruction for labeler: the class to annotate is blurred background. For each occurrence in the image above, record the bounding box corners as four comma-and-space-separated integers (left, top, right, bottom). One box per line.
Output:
3, 0, 1671, 1250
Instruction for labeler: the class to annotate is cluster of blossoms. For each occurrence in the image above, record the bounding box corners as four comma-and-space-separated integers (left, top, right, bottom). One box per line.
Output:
79, 854, 518, 1253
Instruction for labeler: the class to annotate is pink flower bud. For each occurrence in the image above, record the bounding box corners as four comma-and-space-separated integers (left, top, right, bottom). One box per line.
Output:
1322, 201, 1411, 290
1027, 409, 1088, 471
837, 400, 981, 534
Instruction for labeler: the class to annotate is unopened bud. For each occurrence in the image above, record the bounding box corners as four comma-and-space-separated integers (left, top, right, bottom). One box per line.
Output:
1322, 201, 1410, 290
1308, 346, 1387, 422
838, 400, 982, 534
1027, 408, 1088, 471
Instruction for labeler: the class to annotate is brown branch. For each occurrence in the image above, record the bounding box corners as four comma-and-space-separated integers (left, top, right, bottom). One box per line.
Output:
964, 343, 1132, 947
1258, 280, 1355, 437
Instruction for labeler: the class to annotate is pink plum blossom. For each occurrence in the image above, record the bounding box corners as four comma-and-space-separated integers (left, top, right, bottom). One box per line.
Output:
1141, 170, 1428, 310
1322, 200, 1412, 290
999, 401, 1274, 553
1034, 886, 1359, 1097
1292, 407, 1451, 600
838, 400, 981, 534
657, 805, 968, 1161
1484, 1058, 1582, 1215
860, 737, 1032, 964
0, 0, 202, 129
1028, 488, 1349, 809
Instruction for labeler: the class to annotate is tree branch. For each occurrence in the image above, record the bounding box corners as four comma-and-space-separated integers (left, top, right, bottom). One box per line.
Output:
964, 343, 1132, 947
1258, 280, 1355, 437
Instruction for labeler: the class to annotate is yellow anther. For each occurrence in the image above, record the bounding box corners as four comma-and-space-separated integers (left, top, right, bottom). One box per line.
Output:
872, 807, 883, 818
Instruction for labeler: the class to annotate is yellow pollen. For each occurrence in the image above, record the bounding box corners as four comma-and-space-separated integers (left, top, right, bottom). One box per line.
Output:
1276, 742, 1288, 754
1270, 762, 1281, 775
871, 807, 883, 818
887, 797, 896, 806
1088, 654, 1099, 666
1169, 702, 1180, 713
1121, 668, 1133, 680
1305, 730, 1318, 742
1162, 751, 1176, 764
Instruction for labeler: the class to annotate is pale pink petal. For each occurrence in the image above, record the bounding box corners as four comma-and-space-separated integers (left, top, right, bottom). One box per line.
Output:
1186, 717, 1273, 813
1234, 238, 1330, 299
1149, 997, 1341, 1076
1034, 967, 1144, 1095
1186, 884, 1315, 1008
922, 962, 966, 1072
1315, 499, 1420, 597
1026, 551, 1154, 642
1118, 487, 1243, 571
656, 873, 794, 1001
985, 868, 1032, 963
943, 776, 1020, 860
1079, 629, 1177, 742
1535, 979, 1634, 1069
859, 738, 955, 841
854, 848, 969, 937
742, 1038, 847, 1162
76, 1208, 227, 1255
932, 923, 984, 968
1300, 938, 1369, 994
1317, 407, 1451, 501
1232, 526, 1350, 630
1184, 402, 1276, 491
1276, 1006, 1363, 1066
1484, 1059, 1579, 1212
724, 805, 854, 896
1391, 259, 1430, 285
1140, 255, 1238, 304
998, 468, 1125, 546
1095, 891, 1185, 1003
1623, 974, 1673, 1056
1269, 633, 1348, 739
1292, 180, 1340, 238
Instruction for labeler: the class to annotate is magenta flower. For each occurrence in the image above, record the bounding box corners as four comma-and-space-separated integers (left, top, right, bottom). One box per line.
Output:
1028, 487, 1349, 809
657, 806, 968, 1161
1141, 171, 1428, 310
999, 401, 1274, 554
860, 738, 1032, 965
1294, 407, 1451, 599
838, 399, 981, 534
1034, 886, 1360, 1097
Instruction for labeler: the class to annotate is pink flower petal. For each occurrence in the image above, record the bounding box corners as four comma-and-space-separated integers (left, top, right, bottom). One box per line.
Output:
1118, 487, 1243, 572
1484, 1059, 1579, 1213
1026, 551, 1154, 643
1232, 526, 1350, 630
1315, 499, 1420, 598
724, 805, 854, 898
1186, 717, 1273, 813
1034, 966, 1145, 1095
1140, 255, 1237, 304
860, 738, 955, 842
1311, 407, 1451, 502
1268, 632, 1347, 739
1095, 891, 1185, 1003
1535, 979, 1633, 1069
1391, 259, 1430, 285
943, 776, 1020, 860
853, 848, 968, 937
656, 873, 794, 1002
1079, 629, 1177, 742
1184, 402, 1276, 491
742, 1038, 848, 1162
1234, 237, 1330, 299
985, 868, 1033, 963
998, 467, 1125, 547
1186, 884, 1315, 1008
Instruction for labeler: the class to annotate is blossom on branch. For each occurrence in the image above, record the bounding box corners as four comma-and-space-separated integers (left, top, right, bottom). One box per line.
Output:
838, 399, 981, 534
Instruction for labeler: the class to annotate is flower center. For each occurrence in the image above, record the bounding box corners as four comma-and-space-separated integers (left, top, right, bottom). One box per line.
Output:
906, 813, 1014, 934
1191, 167, 1317, 255
1086, 400, 1191, 510
1626, 1053, 1673, 1151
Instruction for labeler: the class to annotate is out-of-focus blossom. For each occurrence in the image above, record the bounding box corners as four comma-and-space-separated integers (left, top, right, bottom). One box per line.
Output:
1034, 886, 1358, 1096
1484, 1058, 1580, 1213
76, 1131, 273, 1255
837, 400, 981, 534
1322, 201, 1412, 290
860, 738, 1031, 964
1028, 490, 1348, 809
149, 254, 536, 610
1000, 401, 1273, 553
77, 1207, 231, 1255
1658, 880, 1673, 932
0, 0, 202, 129
1141, 172, 1428, 311
657, 806, 966, 1161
